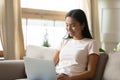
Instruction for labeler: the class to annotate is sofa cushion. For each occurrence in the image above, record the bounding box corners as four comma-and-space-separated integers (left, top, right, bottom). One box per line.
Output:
25, 45, 56, 60
103, 51, 120, 80
93, 53, 108, 80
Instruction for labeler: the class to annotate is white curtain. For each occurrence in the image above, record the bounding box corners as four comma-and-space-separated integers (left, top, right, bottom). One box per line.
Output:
14, 0, 25, 59
0, 0, 25, 60
0, 0, 6, 58
80, 0, 101, 47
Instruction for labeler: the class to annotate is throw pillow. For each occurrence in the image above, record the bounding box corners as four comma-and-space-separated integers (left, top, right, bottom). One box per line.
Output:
25, 45, 56, 60
103, 51, 120, 80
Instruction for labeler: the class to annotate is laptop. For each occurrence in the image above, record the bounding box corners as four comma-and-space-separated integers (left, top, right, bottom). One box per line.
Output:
24, 57, 57, 80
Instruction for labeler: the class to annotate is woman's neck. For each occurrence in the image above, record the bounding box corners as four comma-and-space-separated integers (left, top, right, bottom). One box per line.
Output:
73, 36, 84, 40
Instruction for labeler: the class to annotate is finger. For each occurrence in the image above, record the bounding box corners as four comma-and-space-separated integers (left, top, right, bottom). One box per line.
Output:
57, 74, 65, 80
58, 76, 64, 79
58, 74, 64, 78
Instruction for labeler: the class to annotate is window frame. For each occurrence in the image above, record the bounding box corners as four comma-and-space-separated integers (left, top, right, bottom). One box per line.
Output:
22, 8, 66, 20
21, 8, 67, 48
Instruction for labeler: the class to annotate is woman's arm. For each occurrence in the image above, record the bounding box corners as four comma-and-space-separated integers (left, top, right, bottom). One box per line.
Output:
52, 50, 60, 66
69, 54, 99, 80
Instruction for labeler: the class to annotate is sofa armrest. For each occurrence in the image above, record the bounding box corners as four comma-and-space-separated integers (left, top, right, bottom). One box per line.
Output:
93, 53, 108, 80
0, 60, 26, 80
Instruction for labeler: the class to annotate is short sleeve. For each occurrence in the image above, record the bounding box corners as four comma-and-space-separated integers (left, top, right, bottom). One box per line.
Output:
88, 39, 99, 55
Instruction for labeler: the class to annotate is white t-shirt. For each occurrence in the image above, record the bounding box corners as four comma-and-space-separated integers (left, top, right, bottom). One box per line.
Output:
56, 38, 99, 76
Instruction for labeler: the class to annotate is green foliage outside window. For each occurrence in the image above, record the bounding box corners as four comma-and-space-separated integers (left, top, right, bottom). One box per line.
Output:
43, 40, 50, 47
42, 29, 50, 47
99, 48, 105, 53
114, 43, 120, 51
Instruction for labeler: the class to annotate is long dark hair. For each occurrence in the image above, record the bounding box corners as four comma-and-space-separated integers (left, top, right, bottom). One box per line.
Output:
64, 9, 92, 39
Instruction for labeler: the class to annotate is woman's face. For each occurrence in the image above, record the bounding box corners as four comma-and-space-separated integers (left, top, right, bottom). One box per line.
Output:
65, 17, 84, 40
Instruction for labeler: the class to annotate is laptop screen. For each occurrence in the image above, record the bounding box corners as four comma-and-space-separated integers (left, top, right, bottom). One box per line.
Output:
24, 57, 57, 80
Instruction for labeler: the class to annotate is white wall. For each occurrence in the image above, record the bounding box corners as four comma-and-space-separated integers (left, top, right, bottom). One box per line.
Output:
99, 0, 120, 53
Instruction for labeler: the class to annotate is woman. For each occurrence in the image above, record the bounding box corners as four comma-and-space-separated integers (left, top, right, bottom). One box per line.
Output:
53, 9, 99, 80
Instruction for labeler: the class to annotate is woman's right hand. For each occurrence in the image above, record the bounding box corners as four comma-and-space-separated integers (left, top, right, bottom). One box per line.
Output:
57, 73, 71, 80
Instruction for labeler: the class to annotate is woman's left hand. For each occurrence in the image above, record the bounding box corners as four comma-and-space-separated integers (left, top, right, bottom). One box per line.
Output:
57, 73, 71, 80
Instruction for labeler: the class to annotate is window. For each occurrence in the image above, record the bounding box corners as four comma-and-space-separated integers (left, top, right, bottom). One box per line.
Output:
21, 0, 81, 48
22, 18, 66, 48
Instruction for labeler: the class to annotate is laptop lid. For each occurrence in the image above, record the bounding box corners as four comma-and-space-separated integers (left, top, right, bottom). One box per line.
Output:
24, 57, 57, 80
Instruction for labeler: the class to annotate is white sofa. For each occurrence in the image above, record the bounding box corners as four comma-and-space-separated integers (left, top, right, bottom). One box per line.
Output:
25, 45, 56, 60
